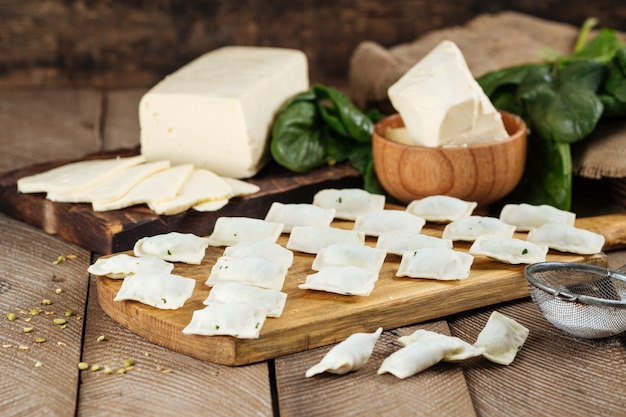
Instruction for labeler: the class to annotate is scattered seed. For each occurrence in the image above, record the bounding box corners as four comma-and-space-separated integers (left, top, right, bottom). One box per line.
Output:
3, 344, 13, 348
35, 361, 43, 368
96, 335, 106, 342
44, 311, 55, 316
65, 310, 74, 317
5, 312, 16, 321
60, 324, 67, 329
52, 256, 66, 265
18, 345, 29, 350
41, 299, 52, 306
116, 368, 126, 374
29, 308, 41, 316
66, 255, 77, 260
24, 318, 31, 323
23, 327, 34, 333
103, 366, 113, 374
124, 359, 135, 367
53, 318, 66, 326
55, 288, 63, 294
57, 341, 67, 347
35, 337, 46, 343
91, 364, 100, 372
77, 362, 89, 370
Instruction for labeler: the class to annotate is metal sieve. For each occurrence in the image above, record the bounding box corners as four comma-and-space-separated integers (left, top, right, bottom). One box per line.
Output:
524, 262, 626, 339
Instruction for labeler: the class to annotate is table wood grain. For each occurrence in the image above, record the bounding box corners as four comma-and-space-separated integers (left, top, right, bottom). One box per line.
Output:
1, 88, 625, 417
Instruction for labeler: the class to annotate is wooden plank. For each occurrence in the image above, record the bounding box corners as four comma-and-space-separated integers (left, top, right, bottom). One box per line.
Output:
448, 298, 626, 417
275, 321, 477, 417
95, 214, 619, 366
0, 151, 362, 254
0, 213, 90, 417
0, 89, 103, 173
77, 274, 273, 416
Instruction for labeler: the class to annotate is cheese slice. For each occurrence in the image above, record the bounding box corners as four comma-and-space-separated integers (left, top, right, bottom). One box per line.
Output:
139, 46, 309, 179
387, 40, 508, 147
47, 160, 171, 203
148, 168, 232, 215
17, 155, 145, 194
192, 176, 260, 212
93, 164, 193, 211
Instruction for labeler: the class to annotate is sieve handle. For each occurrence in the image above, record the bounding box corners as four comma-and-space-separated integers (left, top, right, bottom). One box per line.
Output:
575, 213, 626, 252
553, 292, 578, 302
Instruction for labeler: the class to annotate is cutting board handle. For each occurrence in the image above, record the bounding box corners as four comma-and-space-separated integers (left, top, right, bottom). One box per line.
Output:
576, 213, 626, 251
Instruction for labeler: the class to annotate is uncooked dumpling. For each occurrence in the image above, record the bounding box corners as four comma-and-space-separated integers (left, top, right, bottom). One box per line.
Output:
88, 253, 174, 279
312, 188, 386, 221
312, 243, 386, 272
182, 303, 267, 339
499, 203, 575, 232
208, 217, 284, 247
442, 215, 516, 242
264, 202, 335, 233
113, 270, 195, 310
133, 232, 210, 264
474, 311, 529, 365
396, 247, 473, 280
406, 195, 477, 223
526, 223, 605, 255
469, 236, 548, 264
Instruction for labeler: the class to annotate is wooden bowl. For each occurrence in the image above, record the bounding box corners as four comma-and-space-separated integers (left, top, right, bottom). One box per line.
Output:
372, 110, 527, 208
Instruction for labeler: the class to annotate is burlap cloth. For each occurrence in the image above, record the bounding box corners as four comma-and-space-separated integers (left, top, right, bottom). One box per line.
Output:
348, 11, 626, 181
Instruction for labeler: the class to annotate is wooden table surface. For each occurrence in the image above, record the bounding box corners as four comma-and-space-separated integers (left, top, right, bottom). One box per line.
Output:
1, 88, 626, 417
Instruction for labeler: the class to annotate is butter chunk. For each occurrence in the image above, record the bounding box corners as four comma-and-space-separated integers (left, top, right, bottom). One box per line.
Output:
387, 40, 508, 147
139, 46, 309, 179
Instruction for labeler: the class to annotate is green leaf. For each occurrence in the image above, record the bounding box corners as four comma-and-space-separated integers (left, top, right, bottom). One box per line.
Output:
270, 100, 326, 173
572, 28, 625, 63
605, 47, 626, 102
313, 84, 374, 143
477, 63, 537, 96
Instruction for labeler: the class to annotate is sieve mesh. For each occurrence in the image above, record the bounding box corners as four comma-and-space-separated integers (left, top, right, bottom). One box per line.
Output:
524, 262, 626, 339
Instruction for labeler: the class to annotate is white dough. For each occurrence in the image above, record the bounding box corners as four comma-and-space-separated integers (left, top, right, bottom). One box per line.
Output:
406, 195, 477, 223
312, 243, 386, 272
469, 236, 549, 264
264, 202, 335, 233
526, 223, 605, 255
88, 253, 174, 279
442, 215, 516, 242
397, 329, 485, 362
205, 256, 288, 291
286, 226, 365, 254
182, 303, 267, 339
375, 230, 453, 256
133, 232, 210, 264
377, 336, 455, 379
312, 188, 386, 221
223, 240, 294, 270
474, 311, 529, 365
208, 217, 284, 247
499, 203, 576, 232
353, 209, 425, 237
306, 327, 383, 377
113, 270, 195, 310
204, 282, 287, 318
299, 266, 378, 296
396, 247, 474, 280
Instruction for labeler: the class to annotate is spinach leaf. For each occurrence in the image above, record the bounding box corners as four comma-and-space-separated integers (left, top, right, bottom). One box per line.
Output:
271, 83, 383, 193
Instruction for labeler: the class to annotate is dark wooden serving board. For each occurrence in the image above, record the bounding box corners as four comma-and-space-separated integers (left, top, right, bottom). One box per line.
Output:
0, 148, 362, 254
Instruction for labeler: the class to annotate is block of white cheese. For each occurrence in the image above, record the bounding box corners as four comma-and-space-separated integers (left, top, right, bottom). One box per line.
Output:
139, 46, 309, 179
387, 40, 508, 147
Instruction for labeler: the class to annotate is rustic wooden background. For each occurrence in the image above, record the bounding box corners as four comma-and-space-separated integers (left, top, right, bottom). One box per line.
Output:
2, 0, 625, 89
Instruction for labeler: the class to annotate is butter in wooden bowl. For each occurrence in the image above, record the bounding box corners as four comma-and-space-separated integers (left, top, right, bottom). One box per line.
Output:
372, 40, 527, 208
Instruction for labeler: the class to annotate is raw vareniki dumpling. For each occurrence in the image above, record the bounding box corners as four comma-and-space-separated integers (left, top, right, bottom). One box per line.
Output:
397, 329, 485, 362
526, 223, 605, 255
469, 236, 548, 264
312, 188, 386, 221
406, 195, 477, 223
206, 256, 288, 291
182, 303, 267, 339
223, 240, 294, 270
113, 270, 196, 310
442, 215, 515, 242
133, 232, 209, 264
208, 217, 284, 247
353, 209, 426, 237
204, 282, 287, 318
306, 327, 383, 377
299, 266, 379, 296
375, 230, 453, 256
88, 253, 174, 279
286, 226, 365, 254
312, 243, 386, 272
264, 202, 335, 233
396, 247, 473, 280
499, 203, 576, 232
474, 311, 529, 365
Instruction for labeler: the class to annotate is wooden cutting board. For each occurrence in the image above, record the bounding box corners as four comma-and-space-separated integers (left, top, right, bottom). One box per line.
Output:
0, 148, 361, 254
96, 213, 626, 366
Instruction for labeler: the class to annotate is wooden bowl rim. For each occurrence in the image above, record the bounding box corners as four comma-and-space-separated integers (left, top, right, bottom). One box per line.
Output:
373, 110, 527, 151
